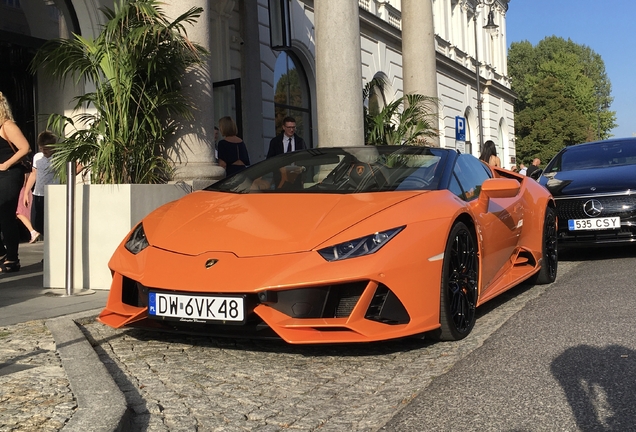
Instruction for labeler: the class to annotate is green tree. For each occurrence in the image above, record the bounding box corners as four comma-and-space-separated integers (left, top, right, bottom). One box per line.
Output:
32, 0, 207, 184
509, 36, 617, 163
507, 40, 536, 112
515, 77, 590, 164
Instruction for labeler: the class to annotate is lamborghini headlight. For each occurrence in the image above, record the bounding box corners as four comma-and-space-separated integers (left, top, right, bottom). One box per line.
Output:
125, 223, 149, 255
318, 226, 405, 262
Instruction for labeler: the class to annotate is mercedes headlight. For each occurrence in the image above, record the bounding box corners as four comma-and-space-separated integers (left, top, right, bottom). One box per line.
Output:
125, 223, 149, 255
546, 177, 564, 187
318, 226, 405, 262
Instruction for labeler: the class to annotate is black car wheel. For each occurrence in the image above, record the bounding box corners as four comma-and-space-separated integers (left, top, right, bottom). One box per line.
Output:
531, 206, 558, 285
433, 222, 479, 341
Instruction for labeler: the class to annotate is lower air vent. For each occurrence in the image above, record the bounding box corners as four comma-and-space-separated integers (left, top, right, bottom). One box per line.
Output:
335, 295, 359, 317
268, 282, 367, 318
365, 284, 410, 325
122, 277, 148, 308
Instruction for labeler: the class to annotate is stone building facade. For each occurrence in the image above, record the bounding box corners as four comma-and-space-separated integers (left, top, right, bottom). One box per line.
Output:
0, 0, 516, 181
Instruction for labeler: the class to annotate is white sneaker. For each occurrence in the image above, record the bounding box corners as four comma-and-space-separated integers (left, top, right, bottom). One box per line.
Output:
29, 231, 41, 244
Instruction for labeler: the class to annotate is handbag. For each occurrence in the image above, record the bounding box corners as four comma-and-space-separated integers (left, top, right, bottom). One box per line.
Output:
8, 141, 32, 173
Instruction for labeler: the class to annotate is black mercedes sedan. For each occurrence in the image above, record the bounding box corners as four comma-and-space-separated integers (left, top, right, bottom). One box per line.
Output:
538, 137, 636, 247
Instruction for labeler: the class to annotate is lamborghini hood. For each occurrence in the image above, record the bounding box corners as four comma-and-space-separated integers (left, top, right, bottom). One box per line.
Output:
142, 190, 421, 257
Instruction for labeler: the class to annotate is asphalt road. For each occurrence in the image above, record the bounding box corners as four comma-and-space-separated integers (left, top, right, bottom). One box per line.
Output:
383, 245, 636, 431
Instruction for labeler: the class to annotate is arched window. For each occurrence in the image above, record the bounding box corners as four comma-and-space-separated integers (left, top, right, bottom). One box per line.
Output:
464, 107, 478, 156
498, 117, 508, 167
273, 51, 312, 148
0, 0, 75, 39
367, 73, 388, 117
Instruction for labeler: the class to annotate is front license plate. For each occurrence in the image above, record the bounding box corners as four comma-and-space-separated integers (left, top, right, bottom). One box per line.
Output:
148, 292, 245, 322
568, 217, 621, 231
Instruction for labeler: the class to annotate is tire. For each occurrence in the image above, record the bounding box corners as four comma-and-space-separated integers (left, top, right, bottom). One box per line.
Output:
530, 206, 558, 285
432, 222, 479, 341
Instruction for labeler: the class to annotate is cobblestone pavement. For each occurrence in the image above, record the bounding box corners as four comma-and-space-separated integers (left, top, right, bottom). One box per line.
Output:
0, 261, 577, 431
83, 260, 578, 432
0, 321, 75, 432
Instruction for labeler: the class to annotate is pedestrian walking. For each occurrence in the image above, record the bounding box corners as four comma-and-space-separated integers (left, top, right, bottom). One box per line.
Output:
23, 131, 59, 240
17, 175, 40, 243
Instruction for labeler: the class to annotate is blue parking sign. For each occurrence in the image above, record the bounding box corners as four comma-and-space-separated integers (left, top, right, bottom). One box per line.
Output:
455, 116, 466, 141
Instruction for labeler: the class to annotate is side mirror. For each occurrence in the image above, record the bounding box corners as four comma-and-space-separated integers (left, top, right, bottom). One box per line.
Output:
478, 178, 520, 211
481, 178, 520, 199
530, 168, 543, 180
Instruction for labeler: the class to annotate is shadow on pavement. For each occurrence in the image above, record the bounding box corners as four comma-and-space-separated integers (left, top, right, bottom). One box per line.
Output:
89, 324, 437, 357
552, 344, 636, 431
0, 241, 110, 326
0, 260, 43, 278
0, 262, 44, 309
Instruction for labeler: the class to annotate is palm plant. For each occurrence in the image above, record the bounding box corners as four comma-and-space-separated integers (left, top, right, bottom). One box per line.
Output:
363, 78, 439, 146
31, 0, 208, 184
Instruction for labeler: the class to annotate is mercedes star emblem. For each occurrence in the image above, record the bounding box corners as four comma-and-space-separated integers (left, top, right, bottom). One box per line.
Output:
583, 199, 603, 217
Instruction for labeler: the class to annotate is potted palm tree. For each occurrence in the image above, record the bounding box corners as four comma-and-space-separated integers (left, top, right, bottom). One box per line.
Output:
33, 0, 207, 183
31, 0, 208, 290
363, 78, 439, 146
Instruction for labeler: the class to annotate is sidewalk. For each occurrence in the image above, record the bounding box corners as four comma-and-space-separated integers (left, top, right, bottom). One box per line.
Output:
0, 242, 109, 326
0, 242, 126, 431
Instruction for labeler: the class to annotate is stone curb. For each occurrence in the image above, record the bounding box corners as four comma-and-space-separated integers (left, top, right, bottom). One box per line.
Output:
45, 309, 132, 431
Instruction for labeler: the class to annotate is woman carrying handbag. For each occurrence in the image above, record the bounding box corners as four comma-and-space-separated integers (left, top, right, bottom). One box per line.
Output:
0, 91, 31, 273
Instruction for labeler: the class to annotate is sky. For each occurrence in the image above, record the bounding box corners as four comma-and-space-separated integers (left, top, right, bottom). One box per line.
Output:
506, 0, 636, 138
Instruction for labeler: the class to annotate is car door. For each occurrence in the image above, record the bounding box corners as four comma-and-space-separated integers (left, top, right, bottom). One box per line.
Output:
451, 155, 524, 297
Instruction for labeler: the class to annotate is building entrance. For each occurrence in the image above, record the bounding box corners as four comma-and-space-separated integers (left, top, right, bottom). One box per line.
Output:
0, 0, 76, 146
0, 39, 38, 149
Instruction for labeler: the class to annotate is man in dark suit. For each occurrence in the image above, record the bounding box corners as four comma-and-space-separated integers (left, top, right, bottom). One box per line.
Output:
266, 116, 307, 189
267, 116, 306, 158
525, 158, 541, 178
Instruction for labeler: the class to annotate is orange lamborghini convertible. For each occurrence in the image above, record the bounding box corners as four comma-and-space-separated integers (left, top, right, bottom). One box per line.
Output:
99, 146, 557, 344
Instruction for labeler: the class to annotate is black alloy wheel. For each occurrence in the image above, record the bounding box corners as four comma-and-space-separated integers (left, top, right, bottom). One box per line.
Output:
433, 222, 479, 341
531, 206, 558, 285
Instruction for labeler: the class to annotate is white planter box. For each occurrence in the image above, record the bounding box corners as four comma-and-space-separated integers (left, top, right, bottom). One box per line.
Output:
44, 183, 191, 290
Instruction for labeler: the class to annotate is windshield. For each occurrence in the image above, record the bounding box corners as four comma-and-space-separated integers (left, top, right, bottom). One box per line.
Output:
545, 139, 636, 173
206, 146, 450, 194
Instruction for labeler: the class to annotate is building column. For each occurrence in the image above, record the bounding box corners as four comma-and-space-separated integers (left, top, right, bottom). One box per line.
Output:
402, 0, 440, 146
240, 0, 265, 161
314, 1, 364, 147
163, 0, 225, 183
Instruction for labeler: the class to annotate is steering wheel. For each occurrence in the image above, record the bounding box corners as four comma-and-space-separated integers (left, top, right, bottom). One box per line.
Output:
397, 176, 429, 190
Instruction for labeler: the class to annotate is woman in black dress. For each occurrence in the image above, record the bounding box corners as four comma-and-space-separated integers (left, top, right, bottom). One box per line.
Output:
479, 140, 501, 168
0, 92, 31, 273
217, 116, 250, 177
